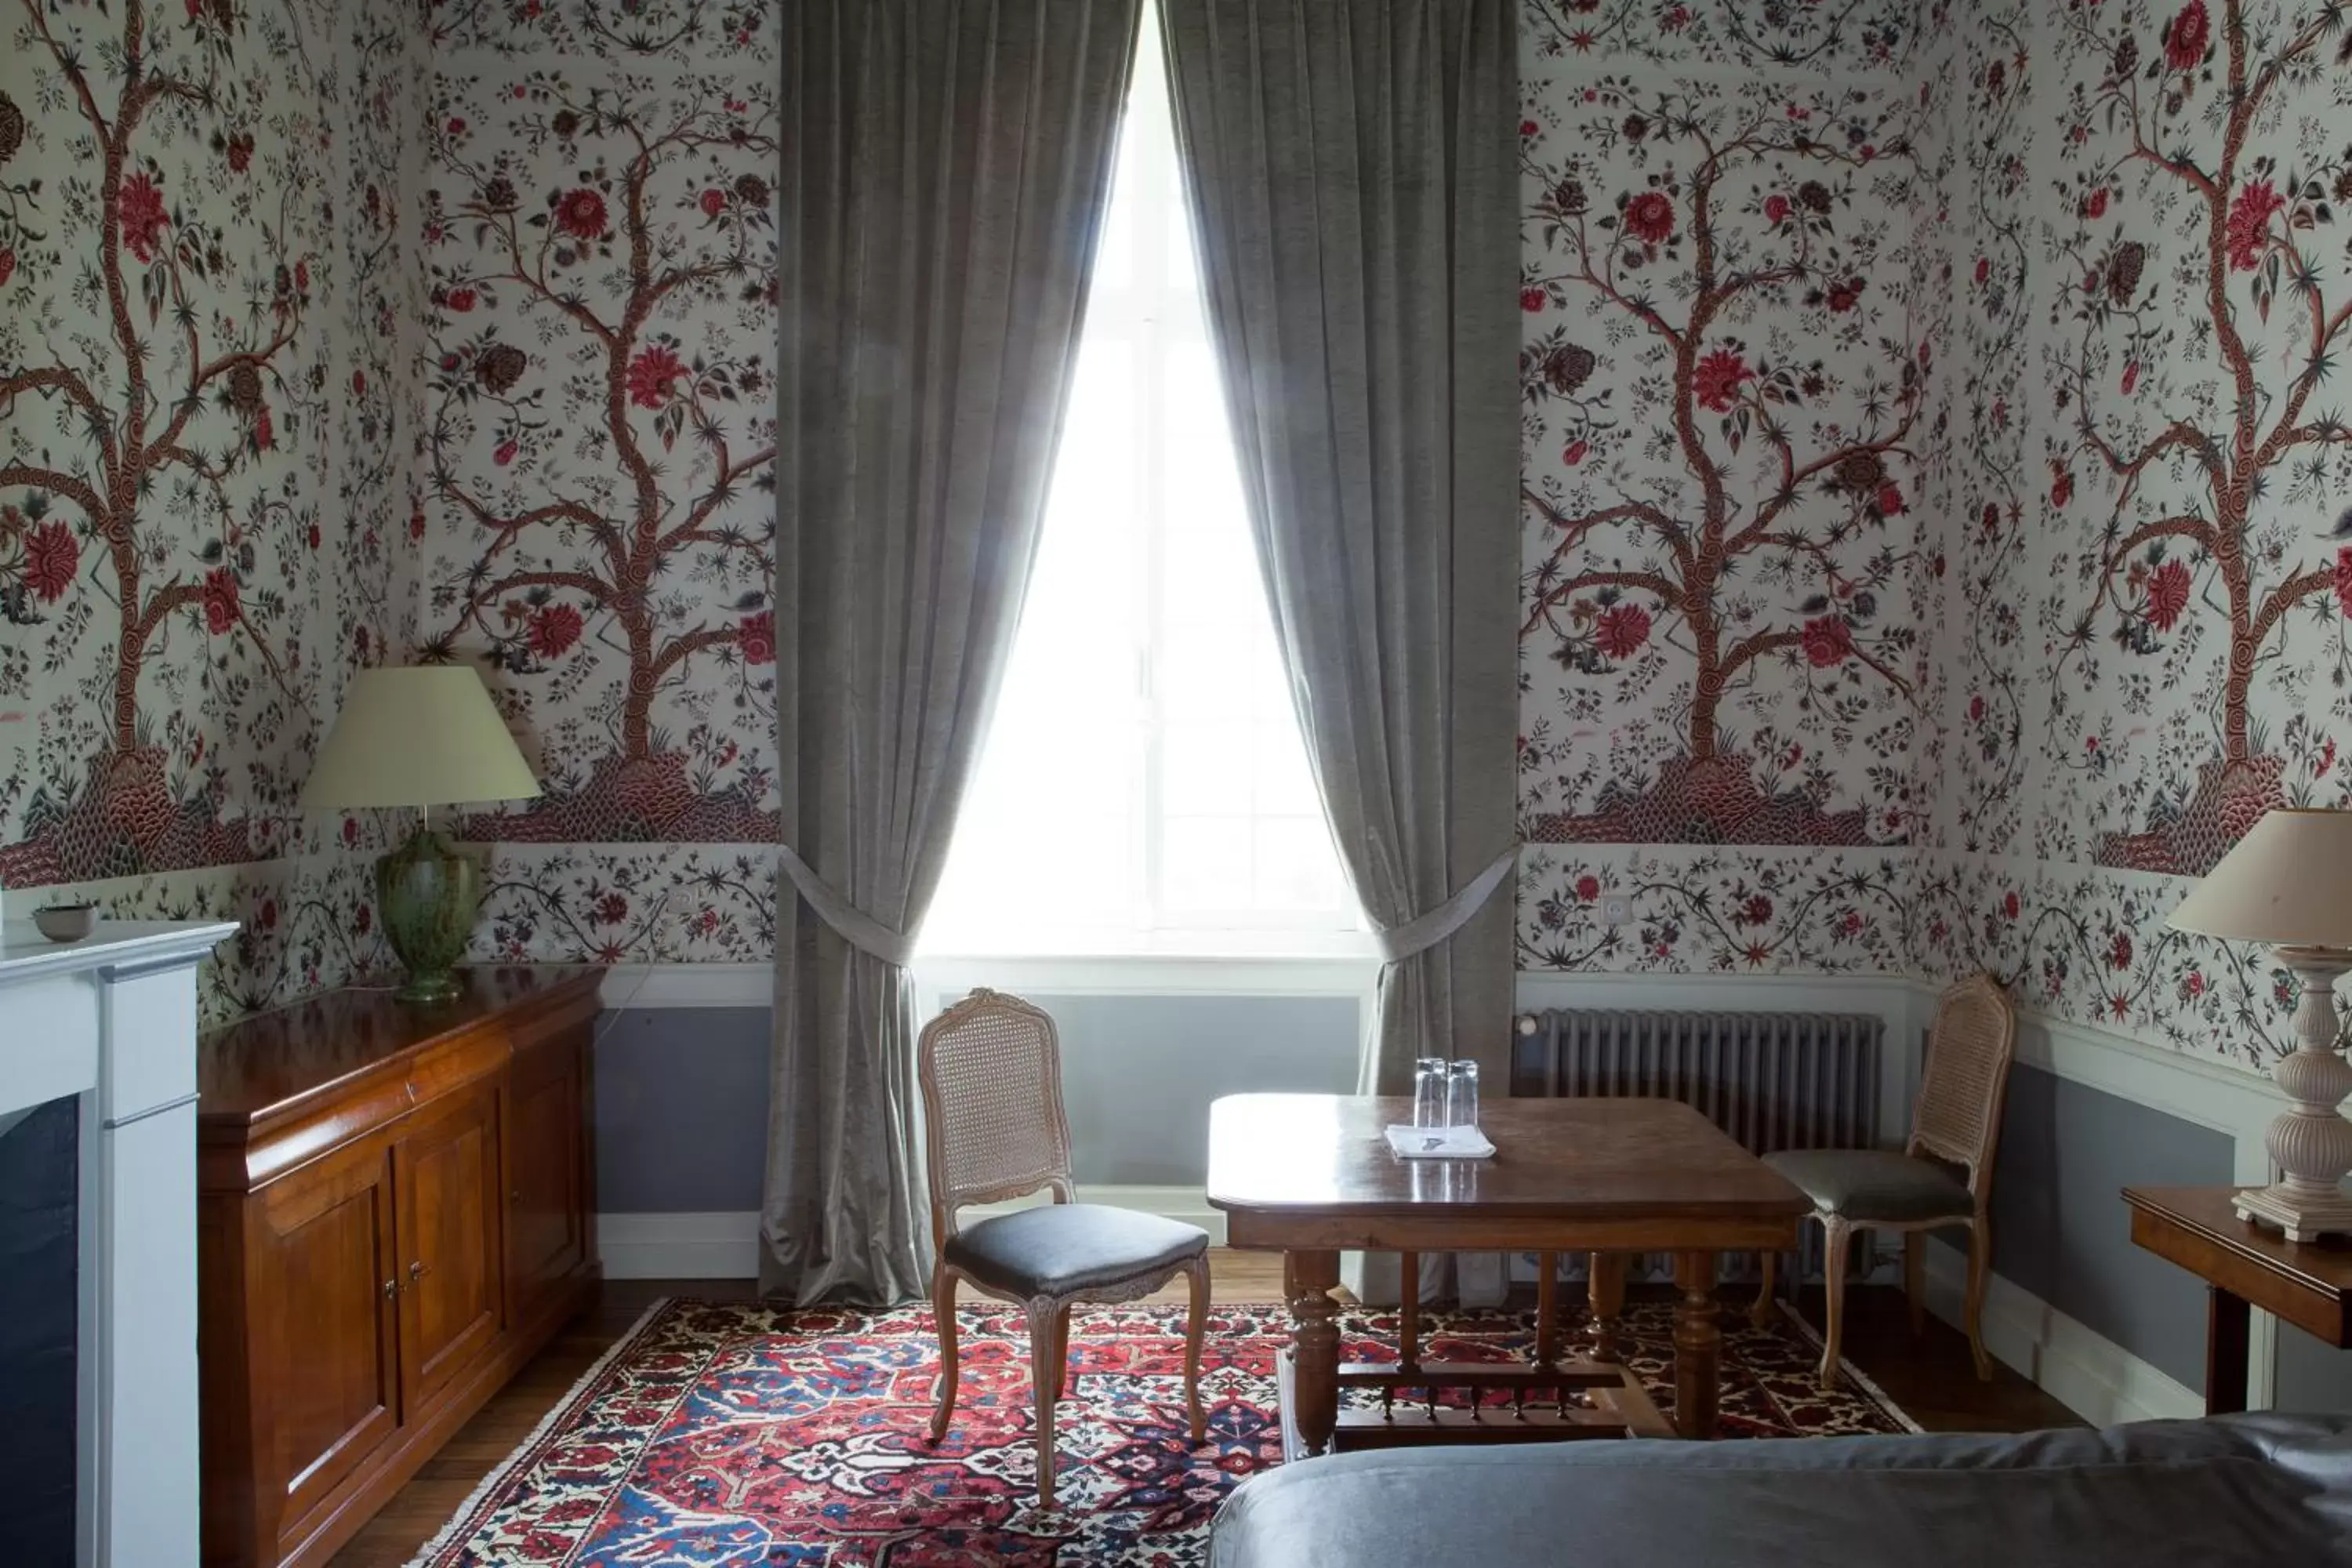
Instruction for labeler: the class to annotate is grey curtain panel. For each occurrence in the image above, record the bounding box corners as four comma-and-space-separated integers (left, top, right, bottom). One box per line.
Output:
771, 0, 1142, 1304
1160, 0, 1521, 1096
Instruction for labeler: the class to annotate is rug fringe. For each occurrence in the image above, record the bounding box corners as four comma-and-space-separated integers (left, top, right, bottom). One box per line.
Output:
1771, 1300, 1927, 1435
399, 1295, 681, 1568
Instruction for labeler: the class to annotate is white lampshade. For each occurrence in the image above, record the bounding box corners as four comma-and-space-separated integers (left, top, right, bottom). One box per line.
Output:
305, 666, 543, 811
2168, 808, 2352, 946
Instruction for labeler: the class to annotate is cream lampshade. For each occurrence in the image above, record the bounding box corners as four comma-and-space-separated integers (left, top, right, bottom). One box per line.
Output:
2169, 808, 2352, 1241
308, 666, 541, 1002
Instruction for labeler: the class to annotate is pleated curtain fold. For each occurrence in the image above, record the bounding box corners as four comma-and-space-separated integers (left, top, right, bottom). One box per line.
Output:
770, 0, 1142, 1305
1158, 0, 1522, 1096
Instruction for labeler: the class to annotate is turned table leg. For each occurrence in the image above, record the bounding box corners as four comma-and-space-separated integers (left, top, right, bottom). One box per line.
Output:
1588, 1251, 1627, 1363
1287, 1249, 1342, 1455
1673, 1250, 1722, 1439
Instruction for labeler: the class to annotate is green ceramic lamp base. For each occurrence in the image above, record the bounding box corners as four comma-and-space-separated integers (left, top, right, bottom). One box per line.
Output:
376, 826, 480, 1004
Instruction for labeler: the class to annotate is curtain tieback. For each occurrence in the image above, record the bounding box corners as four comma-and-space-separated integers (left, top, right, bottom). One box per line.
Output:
779, 844, 918, 967
1370, 847, 1518, 964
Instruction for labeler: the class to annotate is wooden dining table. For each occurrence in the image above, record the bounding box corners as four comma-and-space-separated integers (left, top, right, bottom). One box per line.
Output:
1205, 1093, 1811, 1453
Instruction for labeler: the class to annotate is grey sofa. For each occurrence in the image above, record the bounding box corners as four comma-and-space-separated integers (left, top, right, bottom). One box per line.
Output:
1210, 1416, 2352, 1567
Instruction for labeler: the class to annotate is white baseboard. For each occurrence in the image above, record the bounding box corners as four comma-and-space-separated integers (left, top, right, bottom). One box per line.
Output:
597, 1184, 1225, 1280
598, 1210, 764, 1279
1918, 1240, 2200, 1427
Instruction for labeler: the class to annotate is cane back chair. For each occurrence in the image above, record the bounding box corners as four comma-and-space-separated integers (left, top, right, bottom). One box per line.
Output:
1751, 971, 2020, 1390
919, 988, 1210, 1505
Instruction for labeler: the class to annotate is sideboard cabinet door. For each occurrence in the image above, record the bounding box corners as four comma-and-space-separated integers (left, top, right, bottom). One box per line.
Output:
504, 1032, 590, 1330
253, 1136, 401, 1541
391, 1084, 504, 1414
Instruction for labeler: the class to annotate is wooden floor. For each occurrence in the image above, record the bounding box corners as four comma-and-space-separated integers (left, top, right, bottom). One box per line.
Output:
328, 1251, 2077, 1566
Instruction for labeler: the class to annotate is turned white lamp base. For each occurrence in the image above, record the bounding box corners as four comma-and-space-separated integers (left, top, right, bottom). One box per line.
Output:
2234, 947, 2352, 1244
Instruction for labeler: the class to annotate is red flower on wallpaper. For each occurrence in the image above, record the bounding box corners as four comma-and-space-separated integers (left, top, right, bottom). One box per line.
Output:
2164, 2, 2210, 71
1763, 194, 1789, 225
2333, 547, 2352, 616
555, 187, 608, 240
1799, 616, 1851, 667
2050, 466, 2074, 507
1826, 277, 1865, 312
1521, 287, 1547, 312
0, 248, 16, 289
1574, 875, 1600, 902
1875, 481, 1904, 516
23, 520, 78, 601
2109, 931, 2134, 971
627, 343, 687, 409
529, 604, 585, 659
2145, 558, 2192, 630
1594, 603, 1651, 659
699, 188, 726, 217
2227, 180, 2283, 270
1624, 191, 1675, 244
1693, 347, 1751, 412
202, 568, 240, 634
119, 172, 168, 263
446, 287, 477, 312
739, 610, 776, 665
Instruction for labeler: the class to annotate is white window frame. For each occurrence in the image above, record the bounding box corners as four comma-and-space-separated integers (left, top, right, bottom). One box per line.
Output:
918, 2, 1367, 967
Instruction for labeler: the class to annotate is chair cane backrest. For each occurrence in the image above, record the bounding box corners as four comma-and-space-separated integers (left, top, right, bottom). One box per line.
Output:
916, 988, 1076, 1246
1904, 971, 2019, 1197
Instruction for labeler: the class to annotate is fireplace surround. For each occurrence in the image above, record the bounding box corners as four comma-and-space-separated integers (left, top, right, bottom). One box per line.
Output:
0, 918, 237, 1567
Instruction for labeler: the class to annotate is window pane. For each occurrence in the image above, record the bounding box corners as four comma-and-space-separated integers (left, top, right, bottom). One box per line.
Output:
924, 0, 1356, 955
1255, 816, 1350, 909
1162, 816, 1252, 912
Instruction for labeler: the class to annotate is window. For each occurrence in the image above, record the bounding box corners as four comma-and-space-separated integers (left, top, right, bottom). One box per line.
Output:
920, 5, 1358, 958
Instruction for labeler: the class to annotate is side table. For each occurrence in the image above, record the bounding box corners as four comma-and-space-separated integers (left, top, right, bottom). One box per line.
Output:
2124, 1185, 2352, 1413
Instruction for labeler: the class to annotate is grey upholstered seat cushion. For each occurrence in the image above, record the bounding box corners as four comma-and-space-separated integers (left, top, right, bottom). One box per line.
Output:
1762, 1149, 1973, 1223
1208, 1415, 2352, 1568
945, 1203, 1208, 1300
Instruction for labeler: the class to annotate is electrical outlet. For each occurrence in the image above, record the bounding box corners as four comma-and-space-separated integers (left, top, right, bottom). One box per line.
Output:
1599, 892, 1632, 924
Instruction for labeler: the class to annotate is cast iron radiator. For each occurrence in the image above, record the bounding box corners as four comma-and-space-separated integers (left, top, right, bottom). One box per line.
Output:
1508, 1007, 1886, 1283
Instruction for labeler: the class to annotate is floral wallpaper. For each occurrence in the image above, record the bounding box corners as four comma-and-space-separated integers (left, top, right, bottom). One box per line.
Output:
1, 0, 429, 1018
1906, 0, 2352, 1070
418, 2, 781, 967
1512, 2, 1952, 993
1513, 0, 2349, 1073
2, 0, 2333, 1074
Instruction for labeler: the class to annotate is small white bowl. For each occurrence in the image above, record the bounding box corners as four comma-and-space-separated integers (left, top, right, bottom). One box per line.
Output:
33, 903, 100, 942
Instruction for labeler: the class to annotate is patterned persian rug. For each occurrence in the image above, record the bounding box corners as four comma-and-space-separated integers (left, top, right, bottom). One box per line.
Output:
408, 1297, 1916, 1566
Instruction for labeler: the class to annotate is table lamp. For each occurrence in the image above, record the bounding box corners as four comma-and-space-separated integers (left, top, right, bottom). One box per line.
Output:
306, 666, 541, 1002
2169, 808, 2352, 1241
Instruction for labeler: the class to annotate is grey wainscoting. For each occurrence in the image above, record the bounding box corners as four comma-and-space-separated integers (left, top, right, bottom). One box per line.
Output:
590, 992, 1361, 1210
594, 1007, 773, 1213
1930, 1062, 2233, 1390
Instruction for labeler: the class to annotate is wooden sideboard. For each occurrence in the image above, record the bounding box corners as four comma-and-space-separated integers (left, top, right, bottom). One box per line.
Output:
195, 966, 605, 1568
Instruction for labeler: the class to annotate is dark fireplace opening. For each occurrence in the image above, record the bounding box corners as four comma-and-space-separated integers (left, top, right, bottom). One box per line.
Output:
0, 1096, 78, 1566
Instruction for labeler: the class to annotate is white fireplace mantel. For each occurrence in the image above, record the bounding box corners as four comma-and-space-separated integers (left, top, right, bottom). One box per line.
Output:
0, 917, 238, 1568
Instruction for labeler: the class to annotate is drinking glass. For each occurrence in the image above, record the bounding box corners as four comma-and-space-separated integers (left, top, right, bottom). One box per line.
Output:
1413, 1058, 1450, 1128
1446, 1059, 1481, 1131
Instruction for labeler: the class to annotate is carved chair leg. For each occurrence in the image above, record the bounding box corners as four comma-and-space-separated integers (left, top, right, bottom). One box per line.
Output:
1184, 1254, 1210, 1443
1030, 1301, 1069, 1507
1817, 1218, 1853, 1394
1965, 1216, 1994, 1381
928, 1266, 960, 1445
1749, 1249, 1778, 1329
1058, 1305, 1074, 1397
1905, 1232, 1927, 1340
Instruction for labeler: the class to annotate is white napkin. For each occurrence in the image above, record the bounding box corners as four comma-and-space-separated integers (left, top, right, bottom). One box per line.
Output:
1384, 1123, 1496, 1160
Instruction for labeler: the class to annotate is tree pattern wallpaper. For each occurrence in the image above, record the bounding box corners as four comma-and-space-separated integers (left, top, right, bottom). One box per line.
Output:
418, 4, 781, 970
0, 0, 428, 1018
1, 0, 2337, 1074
